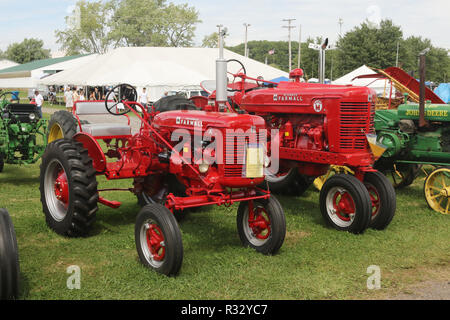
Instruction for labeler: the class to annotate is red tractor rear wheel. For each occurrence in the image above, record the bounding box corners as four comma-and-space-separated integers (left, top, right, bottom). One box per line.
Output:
264, 167, 314, 196
40, 139, 98, 237
135, 204, 183, 276
319, 174, 372, 234
237, 194, 286, 255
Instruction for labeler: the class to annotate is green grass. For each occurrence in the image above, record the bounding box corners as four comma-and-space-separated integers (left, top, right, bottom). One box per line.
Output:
0, 126, 448, 299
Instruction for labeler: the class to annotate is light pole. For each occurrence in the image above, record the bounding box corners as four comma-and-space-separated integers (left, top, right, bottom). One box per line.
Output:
282, 18, 296, 72
243, 23, 251, 58
338, 18, 344, 37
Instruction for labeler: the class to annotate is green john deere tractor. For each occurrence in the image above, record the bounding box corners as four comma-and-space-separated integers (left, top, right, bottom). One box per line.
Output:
374, 100, 450, 214
0, 91, 47, 172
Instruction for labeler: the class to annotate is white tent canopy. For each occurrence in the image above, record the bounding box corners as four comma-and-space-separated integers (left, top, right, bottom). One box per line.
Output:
40, 47, 289, 101
333, 65, 394, 96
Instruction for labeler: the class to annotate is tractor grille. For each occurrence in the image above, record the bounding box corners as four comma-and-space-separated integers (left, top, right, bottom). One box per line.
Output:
339, 102, 374, 150
6, 104, 38, 123
224, 131, 265, 177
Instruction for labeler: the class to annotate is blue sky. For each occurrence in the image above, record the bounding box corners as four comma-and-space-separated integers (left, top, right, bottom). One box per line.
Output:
0, 0, 448, 53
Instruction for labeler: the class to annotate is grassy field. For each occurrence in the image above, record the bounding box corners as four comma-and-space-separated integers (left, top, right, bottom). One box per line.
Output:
0, 126, 448, 300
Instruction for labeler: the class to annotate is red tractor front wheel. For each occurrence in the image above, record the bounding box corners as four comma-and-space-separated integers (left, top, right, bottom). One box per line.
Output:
319, 174, 372, 234
135, 204, 183, 276
237, 194, 286, 255
363, 171, 396, 230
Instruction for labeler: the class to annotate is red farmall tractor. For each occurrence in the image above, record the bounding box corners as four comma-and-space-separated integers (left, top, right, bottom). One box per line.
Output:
39, 84, 286, 276
203, 54, 396, 234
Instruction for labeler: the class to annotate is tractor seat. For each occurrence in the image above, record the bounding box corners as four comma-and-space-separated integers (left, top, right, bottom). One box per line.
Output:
81, 123, 132, 138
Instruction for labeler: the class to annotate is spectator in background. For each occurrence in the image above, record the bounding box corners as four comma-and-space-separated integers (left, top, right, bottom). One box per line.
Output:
93, 87, 101, 100
139, 87, 150, 110
79, 89, 86, 101
73, 89, 80, 103
64, 87, 74, 112
34, 90, 43, 118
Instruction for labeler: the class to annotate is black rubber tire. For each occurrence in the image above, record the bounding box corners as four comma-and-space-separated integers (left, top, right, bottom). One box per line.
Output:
40, 139, 98, 237
47, 111, 78, 143
0, 208, 20, 300
364, 171, 396, 230
0, 154, 4, 173
237, 194, 286, 255
264, 168, 314, 196
153, 95, 198, 113
319, 174, 372, 234
135, 204, 183, 276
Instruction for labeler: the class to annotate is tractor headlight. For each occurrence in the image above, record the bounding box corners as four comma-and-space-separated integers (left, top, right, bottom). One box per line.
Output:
199, 162, 210, 174
29, 113, 36, 121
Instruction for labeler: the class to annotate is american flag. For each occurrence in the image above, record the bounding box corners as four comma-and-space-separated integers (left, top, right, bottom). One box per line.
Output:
268, 49, 275, 55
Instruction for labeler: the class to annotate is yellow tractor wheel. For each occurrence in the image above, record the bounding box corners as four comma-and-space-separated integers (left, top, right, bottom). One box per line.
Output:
47, 123, 64, 143
313, 166, 354, 191
47, 111, 78, 144
424, 167, 450, 215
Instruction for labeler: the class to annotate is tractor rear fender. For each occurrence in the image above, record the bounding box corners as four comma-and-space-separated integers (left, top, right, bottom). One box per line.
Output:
73, 132, 106, 173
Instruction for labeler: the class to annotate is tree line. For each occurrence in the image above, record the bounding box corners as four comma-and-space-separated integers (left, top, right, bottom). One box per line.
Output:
1, 1, 448, 83
225, 20, 449, 83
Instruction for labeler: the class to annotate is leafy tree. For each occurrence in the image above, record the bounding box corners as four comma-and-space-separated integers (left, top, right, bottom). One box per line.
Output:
202, 31, 229, 48
334, 19, 404, 78
55, 0, 113, 54
56, 0, 200, 53
5, 38, 50, 64
108, 0, 200, 47
401, 36, 449, 83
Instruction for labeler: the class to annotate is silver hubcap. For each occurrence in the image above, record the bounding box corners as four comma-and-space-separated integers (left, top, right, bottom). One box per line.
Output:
140, 220, 165, 268
44, 159, 68, 222
325, 187, 355, 228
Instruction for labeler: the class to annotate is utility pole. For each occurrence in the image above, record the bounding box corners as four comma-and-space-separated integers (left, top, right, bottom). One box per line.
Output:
243, 23, 251, 58
297, 24, 302, 69
282, 18, 296, 72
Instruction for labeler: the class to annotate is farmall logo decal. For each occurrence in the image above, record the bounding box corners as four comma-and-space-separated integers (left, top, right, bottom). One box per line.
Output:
273, 94, 303, 102
176, 117, 203, 128
313, 100, 323, 112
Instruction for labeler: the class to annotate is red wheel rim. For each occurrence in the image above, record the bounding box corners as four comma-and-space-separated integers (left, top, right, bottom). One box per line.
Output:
248, 203, 271, 240
146, 224, 166, 261
54, 169, 69, 207
366, 184, 380, 217
332, 191, 355, 221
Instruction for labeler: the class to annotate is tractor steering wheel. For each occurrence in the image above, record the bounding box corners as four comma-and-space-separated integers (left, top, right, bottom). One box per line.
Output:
104, 84, 138, 116
227, 59, 247, 92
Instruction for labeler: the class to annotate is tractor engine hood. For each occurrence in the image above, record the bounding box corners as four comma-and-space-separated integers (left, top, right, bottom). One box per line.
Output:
152, 110, 266, 132
239, 82, 376, 114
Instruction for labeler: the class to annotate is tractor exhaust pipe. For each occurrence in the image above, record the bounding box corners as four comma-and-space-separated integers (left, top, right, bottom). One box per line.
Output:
418, 48, 430, 128
216, 28, 228, 111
